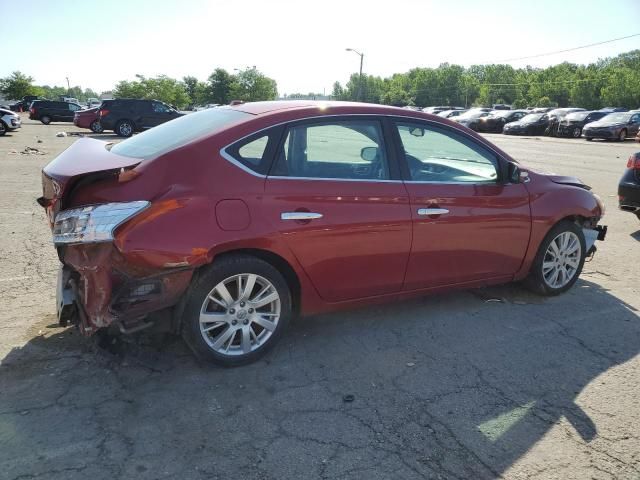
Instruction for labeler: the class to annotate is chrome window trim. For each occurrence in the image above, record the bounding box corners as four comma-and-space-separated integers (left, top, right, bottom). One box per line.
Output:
218, 113, 512, 184
268, 176, 403, 183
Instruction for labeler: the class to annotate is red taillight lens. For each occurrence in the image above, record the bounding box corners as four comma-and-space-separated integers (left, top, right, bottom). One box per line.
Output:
627, 154, 640, 169
98, 109, 109, 117
30, 107, 35, 114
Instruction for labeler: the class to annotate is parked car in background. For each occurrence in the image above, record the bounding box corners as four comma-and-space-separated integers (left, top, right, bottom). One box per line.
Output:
73, 107, 103, 133
599, 107, 628, 113
29, 100, 83, 124
86, 98, 101, 109
97, 99, 183, 137
477, 110, 528, 133
453, 107, 492, 130
10, 95, 41, 112
437, 109, 467, 118
0, 107, 22, 135
583, 112, 640, 141
492, 104, 511, 110
618, 152, 640, 221
503, 113, 550, 135
531, 107, 554, 113
558, 111, 608, 138
38, 101, 606, 366
423, 106, 464, 114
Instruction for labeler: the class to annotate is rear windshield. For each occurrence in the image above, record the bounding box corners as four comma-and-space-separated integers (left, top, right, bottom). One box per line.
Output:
110, 108, 252, 159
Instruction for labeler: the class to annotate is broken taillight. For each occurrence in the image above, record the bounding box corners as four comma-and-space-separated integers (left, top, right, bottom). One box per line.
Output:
626, 153, 640, 169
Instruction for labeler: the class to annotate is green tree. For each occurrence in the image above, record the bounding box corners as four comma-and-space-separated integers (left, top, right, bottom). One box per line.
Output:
230, 67, 278, 102
113, 75, 190, 108
182, 76, 199, 105
207, 68, 234, 104
0, 71, 38, 100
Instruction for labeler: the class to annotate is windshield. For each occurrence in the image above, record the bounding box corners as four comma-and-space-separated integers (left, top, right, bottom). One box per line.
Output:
457, 109, 488, 120
110, 108, 252, 159
600, 113, 632, 123
566, 112, 589, 121
488, 110, 514, 118
521, 114, 544, 123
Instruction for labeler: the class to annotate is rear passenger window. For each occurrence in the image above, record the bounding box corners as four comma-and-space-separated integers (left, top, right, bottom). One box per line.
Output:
271, 120, 389, 180
225, 130, 278, 175
237, 136, 268, 166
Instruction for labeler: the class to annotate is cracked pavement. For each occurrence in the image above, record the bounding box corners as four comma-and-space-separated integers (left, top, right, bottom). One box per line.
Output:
1, 118, 639, 479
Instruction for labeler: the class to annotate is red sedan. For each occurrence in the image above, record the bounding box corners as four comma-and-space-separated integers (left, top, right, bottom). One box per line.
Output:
73, 107, 103, 133
39, 101, 607, 366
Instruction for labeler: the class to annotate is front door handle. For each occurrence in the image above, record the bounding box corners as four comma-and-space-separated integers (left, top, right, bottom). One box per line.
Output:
417, 208, 449, 216
281, 212, 323, 221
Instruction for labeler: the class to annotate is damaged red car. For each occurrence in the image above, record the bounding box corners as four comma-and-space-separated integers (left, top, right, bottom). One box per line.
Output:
39, 101, 607, 366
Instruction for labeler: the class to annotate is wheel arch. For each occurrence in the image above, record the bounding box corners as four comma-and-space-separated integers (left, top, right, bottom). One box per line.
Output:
172, 247, 302, 333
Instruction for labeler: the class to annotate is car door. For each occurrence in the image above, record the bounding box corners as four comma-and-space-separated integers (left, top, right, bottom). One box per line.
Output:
262, 117, 412, 302
392, 119, 531, 290
148, 101, 176, 127
66, 103, 81, 121
628, 113, 640, 136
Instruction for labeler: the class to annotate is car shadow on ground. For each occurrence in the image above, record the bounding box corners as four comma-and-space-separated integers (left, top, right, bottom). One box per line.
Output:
1, 279, 639, 479
630, 229, 640, 241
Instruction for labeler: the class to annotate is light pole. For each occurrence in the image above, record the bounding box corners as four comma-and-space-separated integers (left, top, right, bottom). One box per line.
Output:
345, 48, 364, 101
65, 77, 70, 96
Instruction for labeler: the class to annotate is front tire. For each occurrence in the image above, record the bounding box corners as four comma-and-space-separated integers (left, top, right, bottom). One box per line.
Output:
40, 115, 51, 125
524, 220, 586, 296
90, 120, 104, 133
0, 121, 6, 136
181, 255, 292, 366
115, 119, 134, 137
572, 127, 582, 138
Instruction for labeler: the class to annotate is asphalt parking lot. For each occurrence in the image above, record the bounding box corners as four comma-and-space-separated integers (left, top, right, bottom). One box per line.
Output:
1, 115, 639, 480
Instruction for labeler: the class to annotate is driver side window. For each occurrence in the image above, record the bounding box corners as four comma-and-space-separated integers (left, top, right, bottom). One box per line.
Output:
271, 120, 389, 180
395, 122, 498, 183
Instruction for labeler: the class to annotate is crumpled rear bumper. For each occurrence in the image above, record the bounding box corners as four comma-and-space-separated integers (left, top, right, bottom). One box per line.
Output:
57, 243, 194, 335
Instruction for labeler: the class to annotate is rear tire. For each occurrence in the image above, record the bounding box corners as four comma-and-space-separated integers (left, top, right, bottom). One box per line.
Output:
40, 115, 51, 125
0, 121, 6, 136
618, 129, 627, 142
572, 127, 581, 138
89, 120, 104, 133
586, 137, 593, 141
181, 255, 292, 367
524, 220, 586, 296
115, 119, 134, 137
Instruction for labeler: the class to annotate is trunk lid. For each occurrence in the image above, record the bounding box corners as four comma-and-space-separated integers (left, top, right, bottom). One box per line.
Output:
38, 138, 140, 223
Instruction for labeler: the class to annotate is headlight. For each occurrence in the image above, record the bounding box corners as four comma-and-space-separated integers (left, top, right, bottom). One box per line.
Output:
52, 201, 149, 245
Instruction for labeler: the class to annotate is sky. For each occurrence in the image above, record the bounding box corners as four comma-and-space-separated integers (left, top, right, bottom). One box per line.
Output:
1, 0, 639, 96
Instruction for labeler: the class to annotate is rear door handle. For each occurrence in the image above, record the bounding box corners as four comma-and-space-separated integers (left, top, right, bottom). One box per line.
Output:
281, 212, 323, 221
417, 208, 449, 216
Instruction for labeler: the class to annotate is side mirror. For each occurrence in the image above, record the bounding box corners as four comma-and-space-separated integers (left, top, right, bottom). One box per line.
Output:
508, 163, 529, 183
409, 127, 425, 137
360, 146, 379, 162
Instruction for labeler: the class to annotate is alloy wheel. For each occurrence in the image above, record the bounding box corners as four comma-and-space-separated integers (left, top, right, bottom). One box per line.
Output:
542, 231, 581, 289
572, 127, 581, 138
199, 273, 281, 356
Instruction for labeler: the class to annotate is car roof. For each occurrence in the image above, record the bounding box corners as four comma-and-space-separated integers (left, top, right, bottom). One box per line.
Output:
228, 100, 422, 117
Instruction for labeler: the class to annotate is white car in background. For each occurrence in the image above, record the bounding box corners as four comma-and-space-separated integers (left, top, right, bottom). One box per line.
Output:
0, 107, 21, 136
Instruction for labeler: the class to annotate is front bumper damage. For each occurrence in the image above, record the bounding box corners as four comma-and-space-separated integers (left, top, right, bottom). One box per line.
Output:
583, 225, 607, 257
56, 243, 193, 335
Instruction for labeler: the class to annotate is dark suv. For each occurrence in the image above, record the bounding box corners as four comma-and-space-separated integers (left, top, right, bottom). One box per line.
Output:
29, 100, 83, 124
97, 99, 183, 137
